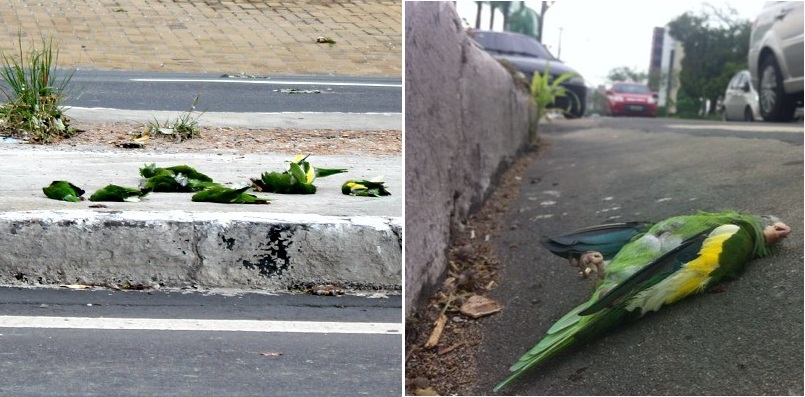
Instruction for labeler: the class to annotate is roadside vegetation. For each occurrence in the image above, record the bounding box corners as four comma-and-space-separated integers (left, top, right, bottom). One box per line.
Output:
529, 65, 578, 146
0, 36, 77, 143
137, 94, 203, 142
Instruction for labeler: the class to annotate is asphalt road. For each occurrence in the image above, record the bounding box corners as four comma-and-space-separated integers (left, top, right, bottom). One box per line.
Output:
0, 287, 402, 396
7, 70, 402, 113
476, 116, 803, 395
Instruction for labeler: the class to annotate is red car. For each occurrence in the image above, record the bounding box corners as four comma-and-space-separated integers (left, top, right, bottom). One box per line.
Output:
606, 82, 657, 117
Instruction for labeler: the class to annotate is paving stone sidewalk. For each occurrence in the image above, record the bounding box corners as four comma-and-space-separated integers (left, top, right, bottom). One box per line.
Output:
0, 0, 401, 77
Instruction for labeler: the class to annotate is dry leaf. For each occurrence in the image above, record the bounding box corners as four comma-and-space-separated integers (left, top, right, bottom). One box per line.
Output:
459, 295, 501, 319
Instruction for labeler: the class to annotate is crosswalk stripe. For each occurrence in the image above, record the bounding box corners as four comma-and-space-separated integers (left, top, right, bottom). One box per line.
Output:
0, 316, 401, 335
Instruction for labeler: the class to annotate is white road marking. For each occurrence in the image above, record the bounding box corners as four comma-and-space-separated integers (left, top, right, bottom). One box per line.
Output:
666, 123, 803, 133
0, 316, 401, 335
129, 78, 401, 88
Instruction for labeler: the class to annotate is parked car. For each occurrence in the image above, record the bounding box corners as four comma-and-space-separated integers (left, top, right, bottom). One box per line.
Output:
722, 70, 763, 121
748, 1, 803, 122
472, 30, 587, 118
605, 82, 657, 117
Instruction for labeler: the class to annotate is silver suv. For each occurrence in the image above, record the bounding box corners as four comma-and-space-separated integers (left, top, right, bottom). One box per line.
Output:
748, 1, 803, 122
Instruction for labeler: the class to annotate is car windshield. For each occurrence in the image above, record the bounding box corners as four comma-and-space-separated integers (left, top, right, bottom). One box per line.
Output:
613, 84, 651, 94
474, 32, 556, 59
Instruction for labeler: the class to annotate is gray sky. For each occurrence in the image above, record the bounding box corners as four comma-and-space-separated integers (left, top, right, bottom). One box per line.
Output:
455, 0, 765, 87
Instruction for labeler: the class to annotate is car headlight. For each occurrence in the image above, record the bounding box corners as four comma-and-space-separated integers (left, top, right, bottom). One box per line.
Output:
647, 96, 655, 104
610, 95, 624, 102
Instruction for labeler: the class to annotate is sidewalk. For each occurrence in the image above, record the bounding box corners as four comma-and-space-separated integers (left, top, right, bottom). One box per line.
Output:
0, 0, 402, 77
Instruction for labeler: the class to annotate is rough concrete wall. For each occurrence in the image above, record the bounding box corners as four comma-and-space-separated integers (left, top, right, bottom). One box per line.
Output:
405, 2, 536, 314
0, 211, 401, 290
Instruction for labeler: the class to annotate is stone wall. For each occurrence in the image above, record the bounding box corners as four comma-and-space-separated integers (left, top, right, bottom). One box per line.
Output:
405, 2, 536, 314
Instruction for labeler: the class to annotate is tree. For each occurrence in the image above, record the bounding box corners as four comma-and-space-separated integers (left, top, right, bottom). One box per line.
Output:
506, 2, 539, 38
606, 66, 648, 83
667, 5, 751, 113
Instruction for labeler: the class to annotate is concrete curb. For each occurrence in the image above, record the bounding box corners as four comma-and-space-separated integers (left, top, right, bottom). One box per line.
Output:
0, 210, 402, 290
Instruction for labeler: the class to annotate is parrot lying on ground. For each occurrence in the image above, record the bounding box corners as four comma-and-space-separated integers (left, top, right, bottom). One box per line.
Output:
191, 186, 269, 204
341, 178, 391, 197
43, 181, 85, 202
89, 184, 149, 202
540, 221, 654, 279
251, 154, 347, 194
139, 163, 213, 182
139, 163, 217, 192
493, 211, 791, 393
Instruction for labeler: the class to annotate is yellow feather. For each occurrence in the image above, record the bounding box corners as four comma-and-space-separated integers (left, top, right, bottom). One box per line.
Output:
627, 224, 739, 314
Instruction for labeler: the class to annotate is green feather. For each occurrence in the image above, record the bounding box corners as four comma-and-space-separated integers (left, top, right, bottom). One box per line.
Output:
89, 184, 148, 202
191, 186, 269, 204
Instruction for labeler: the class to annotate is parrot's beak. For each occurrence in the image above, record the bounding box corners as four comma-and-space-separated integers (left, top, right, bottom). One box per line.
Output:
763, 222, 791, 245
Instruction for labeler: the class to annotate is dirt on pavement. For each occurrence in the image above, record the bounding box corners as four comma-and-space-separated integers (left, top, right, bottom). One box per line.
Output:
405, 151, 538, 396
42, 120, 401, 156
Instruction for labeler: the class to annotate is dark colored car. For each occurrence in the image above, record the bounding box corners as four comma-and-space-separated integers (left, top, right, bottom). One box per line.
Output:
605, 82, 657, 117
472, 30, 587, 118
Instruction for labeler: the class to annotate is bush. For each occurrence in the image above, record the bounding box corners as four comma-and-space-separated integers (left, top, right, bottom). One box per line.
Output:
0, 36, 76, 143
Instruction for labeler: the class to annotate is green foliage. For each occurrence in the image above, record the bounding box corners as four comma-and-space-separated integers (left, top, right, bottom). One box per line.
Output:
667, 6, 751, 109
140, 94, 202, 141
606, 66, 648, 83
530, 65, 579, 123
0, 36, 76, 143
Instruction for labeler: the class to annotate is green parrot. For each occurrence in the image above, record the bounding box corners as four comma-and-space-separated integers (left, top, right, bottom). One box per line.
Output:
42, 181, 85, 202
139, 163, 217, 192
89, 184, 149, 202
139, 163, 213, 182
493, 211, 791, 393
341, 178, 391, 197
191, 186, 270, 204
250, 154, 345, 194
140, 172, 219, 193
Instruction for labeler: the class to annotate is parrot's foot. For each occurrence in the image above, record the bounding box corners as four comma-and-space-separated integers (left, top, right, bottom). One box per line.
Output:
569, 251, 605, 279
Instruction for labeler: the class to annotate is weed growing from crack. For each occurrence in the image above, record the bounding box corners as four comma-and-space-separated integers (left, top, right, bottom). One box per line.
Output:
139, 94, 203, 142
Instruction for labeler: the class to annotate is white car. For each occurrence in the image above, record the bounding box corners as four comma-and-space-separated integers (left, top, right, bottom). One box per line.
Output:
722, 70, 762, 122
748, 1, 803, 122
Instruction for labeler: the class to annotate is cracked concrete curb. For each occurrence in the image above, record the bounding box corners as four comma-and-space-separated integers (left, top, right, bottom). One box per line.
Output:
0, 210, 402, 291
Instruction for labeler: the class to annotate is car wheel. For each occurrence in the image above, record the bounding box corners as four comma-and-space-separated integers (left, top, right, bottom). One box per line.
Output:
758, 55, 796, 122
743, 106, 754, 122
564, 97, 585, 119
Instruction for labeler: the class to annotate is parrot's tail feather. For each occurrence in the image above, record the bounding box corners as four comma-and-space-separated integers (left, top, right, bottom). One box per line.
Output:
493, 325, 578, 393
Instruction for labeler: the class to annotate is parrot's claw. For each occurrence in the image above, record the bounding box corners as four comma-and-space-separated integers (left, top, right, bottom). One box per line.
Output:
568, 251, 605, 279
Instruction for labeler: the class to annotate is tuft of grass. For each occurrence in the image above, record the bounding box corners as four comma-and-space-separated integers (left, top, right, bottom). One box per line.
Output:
139, 94, 203, 142
0, 35, 77, 143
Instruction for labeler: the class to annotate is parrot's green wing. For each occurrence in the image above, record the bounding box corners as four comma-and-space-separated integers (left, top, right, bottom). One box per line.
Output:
192, 186, 269, 204
493, 211, 785, 393
43, 181, 85, 202
252, 171, 316, 194
314, 167, 348, 178
164, 165, 213, 182
89, 184, 148, 202
579, 232, 709, 316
